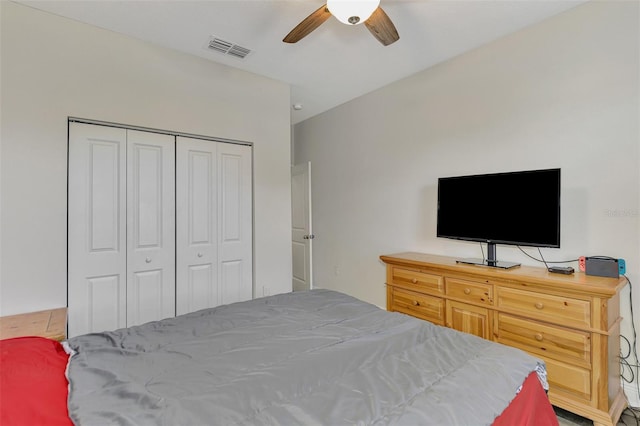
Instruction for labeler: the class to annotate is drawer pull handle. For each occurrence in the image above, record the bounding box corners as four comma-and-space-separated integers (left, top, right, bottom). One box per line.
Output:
411, 278, 418, 284
463, 288, 471, 295
412, 300, 420, 306
535, 302, 544, 310
535, 333, 544, 341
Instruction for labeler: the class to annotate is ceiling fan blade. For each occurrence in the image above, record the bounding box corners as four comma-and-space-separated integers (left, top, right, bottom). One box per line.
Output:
283, 4, 332, 43
364, 7, 399, 46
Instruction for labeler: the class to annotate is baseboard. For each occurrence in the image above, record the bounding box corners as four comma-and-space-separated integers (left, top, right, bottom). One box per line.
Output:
623, 380, 640, 408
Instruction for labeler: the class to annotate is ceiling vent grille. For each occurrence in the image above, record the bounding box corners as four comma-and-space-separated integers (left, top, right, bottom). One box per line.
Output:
207, 37, 251, 59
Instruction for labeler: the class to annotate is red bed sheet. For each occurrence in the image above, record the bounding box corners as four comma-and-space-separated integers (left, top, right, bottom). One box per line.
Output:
493, 370, 559, 426
0, 337, 72, 426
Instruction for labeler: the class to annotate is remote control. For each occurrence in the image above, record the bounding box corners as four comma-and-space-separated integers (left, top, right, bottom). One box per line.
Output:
548, 266, 575, 275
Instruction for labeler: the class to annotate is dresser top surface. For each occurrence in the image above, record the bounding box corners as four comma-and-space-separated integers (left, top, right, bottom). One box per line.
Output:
380, 252, 626, 296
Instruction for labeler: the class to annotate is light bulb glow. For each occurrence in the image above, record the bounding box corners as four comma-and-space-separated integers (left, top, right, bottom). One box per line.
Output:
327, 0, 380, 25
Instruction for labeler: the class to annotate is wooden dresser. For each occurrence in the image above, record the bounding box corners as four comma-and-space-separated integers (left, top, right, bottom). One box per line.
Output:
380, 252, 627, 426
0, 308, 67, 342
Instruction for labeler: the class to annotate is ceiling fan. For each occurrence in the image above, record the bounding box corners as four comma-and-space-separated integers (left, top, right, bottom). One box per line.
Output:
283, 0, 399, 46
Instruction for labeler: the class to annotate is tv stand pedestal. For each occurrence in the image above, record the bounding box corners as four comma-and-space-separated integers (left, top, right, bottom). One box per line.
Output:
381, 252, 627, 426
456, 241, 521, 269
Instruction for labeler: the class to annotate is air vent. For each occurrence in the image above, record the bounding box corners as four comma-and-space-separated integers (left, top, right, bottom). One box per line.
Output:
207, 37, 251, 59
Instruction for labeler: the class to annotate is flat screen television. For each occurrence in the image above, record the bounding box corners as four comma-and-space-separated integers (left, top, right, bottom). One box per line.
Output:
436, 168, 561, 269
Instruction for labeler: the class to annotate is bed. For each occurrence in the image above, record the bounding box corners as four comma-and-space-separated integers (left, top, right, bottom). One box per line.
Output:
1, 289, 558, 425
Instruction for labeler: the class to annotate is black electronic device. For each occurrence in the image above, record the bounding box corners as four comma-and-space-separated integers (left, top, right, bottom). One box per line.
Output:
585, 257, 619, 278
548, 266, 574, 275
437, 168, 561, 269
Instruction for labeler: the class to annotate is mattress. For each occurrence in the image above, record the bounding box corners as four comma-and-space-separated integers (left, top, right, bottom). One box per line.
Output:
60, 289, 552, 425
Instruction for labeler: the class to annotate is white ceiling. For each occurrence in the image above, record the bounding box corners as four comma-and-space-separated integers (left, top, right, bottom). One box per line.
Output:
16, 0, 586, 124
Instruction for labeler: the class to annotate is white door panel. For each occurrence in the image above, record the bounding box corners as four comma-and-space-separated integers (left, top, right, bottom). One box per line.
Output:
218, 143, 253, 303
130, 269, 164, 325
68, 123, 127, 337
86, 274, 122, 333
186, 264, 215, 312
221, 260, 243, 304
176, 137, 218, 315
126, 130, 175, 326
291, 162, 312, 291
89, 142, 121, 251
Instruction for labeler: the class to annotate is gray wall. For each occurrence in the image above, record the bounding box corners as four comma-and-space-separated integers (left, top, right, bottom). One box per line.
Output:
294, 0, 639, 393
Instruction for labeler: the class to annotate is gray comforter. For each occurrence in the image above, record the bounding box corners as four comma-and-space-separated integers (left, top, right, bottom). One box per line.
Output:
66, 289, 545, 425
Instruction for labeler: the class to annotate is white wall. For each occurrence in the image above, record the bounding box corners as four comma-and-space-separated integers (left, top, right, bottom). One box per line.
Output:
294, 0, 639, 335
0, 2, 293, 316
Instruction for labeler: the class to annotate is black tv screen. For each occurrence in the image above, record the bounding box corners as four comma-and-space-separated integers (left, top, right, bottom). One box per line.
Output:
437, 168, 560, 248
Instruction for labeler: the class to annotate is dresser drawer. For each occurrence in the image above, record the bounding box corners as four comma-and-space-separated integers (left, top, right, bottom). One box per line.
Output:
391, 267, 444, 295
495, 313, 590, 368
445, 278, 493, 306
545, 357, 591, 401
391, 288, 445, 325
496, 287, 590, 329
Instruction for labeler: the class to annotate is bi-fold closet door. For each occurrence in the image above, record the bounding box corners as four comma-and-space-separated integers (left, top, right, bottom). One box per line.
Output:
68, 123, 252, 337
175, 136, 253, 316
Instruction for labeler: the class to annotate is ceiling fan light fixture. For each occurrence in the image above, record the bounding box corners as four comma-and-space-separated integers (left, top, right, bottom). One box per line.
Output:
327, 0, 380, 25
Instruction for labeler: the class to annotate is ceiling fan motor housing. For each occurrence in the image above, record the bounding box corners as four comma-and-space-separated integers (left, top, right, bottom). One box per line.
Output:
327, 0, 380, 25
283, 0, 398, 46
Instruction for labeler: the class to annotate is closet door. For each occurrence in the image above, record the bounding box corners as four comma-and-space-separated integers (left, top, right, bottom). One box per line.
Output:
126, 130, 175, 326
175, 137, 218, 315
68, 123, 175, 337
68, 123, 127, 337
176, 137, 252, 315
218, 142, 253, 304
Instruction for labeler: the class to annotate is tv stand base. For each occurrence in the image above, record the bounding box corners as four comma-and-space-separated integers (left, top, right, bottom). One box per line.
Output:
456, 257, 521, 269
